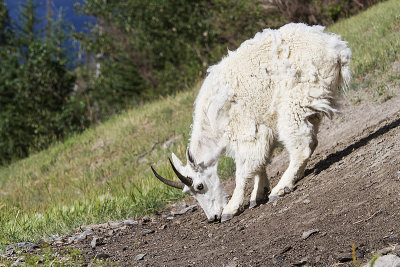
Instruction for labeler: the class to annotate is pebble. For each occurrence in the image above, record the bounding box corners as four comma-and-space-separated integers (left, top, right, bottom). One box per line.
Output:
362, 254, 400, 267
224, 257, 239, 267
142, 229, 155, 236
11, 256, 25, 266
315, 255, 321, 263
172, 205, 197, 216
109, 222, 123, 228
135, 253, 146, 261
303, 199, 311, 204
42, 235, 62, 244
337, 251, 363, 263
397, 171, 400, 180
90, 237, 103, 249
293, 257, 308, 266
76, 229, 94, 241
302, 229, 319, 240
142, 217, 151, 223
95, 253, 110, 260
5, 242, 39, 255
123, 219, 138, 226
337, 252, 353, 262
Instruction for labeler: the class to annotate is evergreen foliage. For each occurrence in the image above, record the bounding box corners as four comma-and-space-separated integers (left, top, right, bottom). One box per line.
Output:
0, 0, 87, 164
0, 0, 12, 45
74, 0, 280, 119
14, 0, 43, 51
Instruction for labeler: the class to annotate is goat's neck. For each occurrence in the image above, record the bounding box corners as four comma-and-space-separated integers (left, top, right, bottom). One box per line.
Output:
188, 110, 225, 167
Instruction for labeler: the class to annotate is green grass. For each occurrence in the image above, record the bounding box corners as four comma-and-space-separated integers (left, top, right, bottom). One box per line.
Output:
0, 247, 112, 266
0, 89, 198, 245
0, 0, 399, 247
328, 0, 400, 77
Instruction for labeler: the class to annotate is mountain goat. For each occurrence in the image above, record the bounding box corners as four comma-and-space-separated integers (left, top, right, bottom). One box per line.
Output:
151, 23, 351, 222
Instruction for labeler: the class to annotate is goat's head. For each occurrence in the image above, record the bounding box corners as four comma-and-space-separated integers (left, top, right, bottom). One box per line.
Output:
151, 150, 227, 222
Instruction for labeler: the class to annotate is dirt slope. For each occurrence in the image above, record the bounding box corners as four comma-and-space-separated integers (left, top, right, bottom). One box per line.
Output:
55, 92, 400, 266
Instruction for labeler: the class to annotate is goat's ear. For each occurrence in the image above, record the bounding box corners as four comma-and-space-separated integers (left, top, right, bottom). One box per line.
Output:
171, 152, 184, 170
186, 148, 196, 165
186, 148, 198, 169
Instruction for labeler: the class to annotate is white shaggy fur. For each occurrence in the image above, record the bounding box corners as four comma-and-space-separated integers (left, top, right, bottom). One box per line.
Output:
170, 23, 351, 222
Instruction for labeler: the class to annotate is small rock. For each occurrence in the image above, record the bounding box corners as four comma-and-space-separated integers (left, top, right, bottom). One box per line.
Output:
142, 217, 151, 223
67, 236, 76, 244
90, 237, 103, 249
397, 171, 400, 180
5, 242, 40, 255
159, 224, 167, 230
337, 252, 353, 262
135, 253, 146, 261
107, 229, 114, 236
302, 229, 319, 240
293, 257, 308, 266
224, 257, 239, 267
11, 256, 25, 266
123, 220, 138, 226
95, 253, 110, 260
109, 222, 123, 228
303, 199, 311, 204
74, 229, 94, 242
315, 255, 321, 263
142, 229, 155, 236
337, 251, 363, 263
363, 254, 400, 267
172, 205, 197, 216
377, 246, 395, 256
383, 234, 397, 239
166, 216, 174, 220
43, 235, 62, 244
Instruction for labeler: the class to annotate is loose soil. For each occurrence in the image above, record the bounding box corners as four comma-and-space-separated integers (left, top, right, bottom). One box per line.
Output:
38, 89, 400, 266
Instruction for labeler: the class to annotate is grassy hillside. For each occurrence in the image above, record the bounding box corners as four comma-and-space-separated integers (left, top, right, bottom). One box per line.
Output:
0, 0, 399, 246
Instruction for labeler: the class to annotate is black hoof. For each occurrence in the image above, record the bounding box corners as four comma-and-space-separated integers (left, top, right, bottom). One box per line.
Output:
284, 186, 292, 194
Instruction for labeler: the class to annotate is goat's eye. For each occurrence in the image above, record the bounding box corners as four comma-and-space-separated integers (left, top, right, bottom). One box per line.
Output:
197, 184, 204, 191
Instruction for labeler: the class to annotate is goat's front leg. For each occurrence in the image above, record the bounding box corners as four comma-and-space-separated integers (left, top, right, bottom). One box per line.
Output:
221, 173, 247, 222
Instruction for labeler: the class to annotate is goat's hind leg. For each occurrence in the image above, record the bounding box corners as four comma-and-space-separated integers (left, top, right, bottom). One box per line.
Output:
249, 168, 270, 208
269, 119, 318, 200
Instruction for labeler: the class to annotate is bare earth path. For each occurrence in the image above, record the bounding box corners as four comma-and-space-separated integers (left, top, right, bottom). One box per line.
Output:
54, 91, 400, 266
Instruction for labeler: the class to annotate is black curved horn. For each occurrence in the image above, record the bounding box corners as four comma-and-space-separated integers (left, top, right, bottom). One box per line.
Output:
151, 166, 184, 190
169, 158, 193, 187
